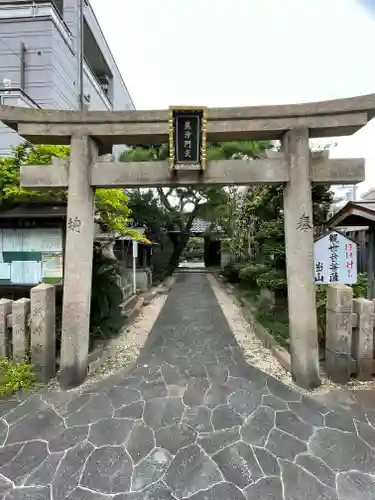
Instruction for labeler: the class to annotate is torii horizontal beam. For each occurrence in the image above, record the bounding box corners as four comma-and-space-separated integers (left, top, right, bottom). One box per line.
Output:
2, 93, 375, 122
20, 156, 365, 189
2, 93, 375, 145
12, 113, 368, 146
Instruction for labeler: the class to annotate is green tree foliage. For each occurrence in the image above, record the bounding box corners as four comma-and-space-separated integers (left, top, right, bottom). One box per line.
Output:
120, 141, 271, 269
0, 143, 133, 235
0, 143, 142, 353
223, 155, 334, 296
125, 189, 172, 242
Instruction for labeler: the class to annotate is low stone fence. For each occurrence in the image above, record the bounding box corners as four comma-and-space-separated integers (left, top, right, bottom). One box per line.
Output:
0, 284, 56, 383
326, 284, 375, 384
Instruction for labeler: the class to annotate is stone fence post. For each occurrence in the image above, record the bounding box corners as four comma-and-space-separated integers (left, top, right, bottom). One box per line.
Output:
326, 284, 353, 384
12, 298, 31, 362
0, 299, 12, 358
352, 297, 374, 381
30, 284, 56, 382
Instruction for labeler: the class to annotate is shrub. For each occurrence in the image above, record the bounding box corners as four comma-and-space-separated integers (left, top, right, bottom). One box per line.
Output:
222, 262, 247, 283
238, 263, 268, 287
352, 272, 368, 298
56, 249, 130, 354
90, 251, 126, 348
255, 269, 287, 295
0, 359, 35, 397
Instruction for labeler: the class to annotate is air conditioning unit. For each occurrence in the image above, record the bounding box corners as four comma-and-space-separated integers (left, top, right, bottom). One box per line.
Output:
98, 74, 110, 85
98, 74, 111, 95
101, 83, 109, 96
2, 79, 12, 93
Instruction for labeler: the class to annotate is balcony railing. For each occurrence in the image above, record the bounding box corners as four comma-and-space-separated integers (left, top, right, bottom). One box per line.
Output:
0, 1, 73, 52
0, 87, 40, 108
0, 0, 62, 16
83, 60, 112, 110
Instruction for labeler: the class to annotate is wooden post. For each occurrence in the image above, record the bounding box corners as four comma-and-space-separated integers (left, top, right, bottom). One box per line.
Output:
30, 284, 56, 382
326, 284, 353, 384
12, 298, 31, 362
353, 297, 374, 381
59, 135, 97, 389
0, 299, 12, 358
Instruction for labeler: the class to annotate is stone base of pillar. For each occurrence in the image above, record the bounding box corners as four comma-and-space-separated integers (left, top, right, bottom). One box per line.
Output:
290, 356, 321, 389
59, 363, 88, 390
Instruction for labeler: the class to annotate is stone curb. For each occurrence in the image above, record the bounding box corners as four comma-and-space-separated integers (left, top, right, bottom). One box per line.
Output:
212, 273, 292, 374
87, 276, 176, 374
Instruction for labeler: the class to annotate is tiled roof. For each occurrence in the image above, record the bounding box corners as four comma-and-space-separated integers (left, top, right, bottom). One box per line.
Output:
190, 218, 212, 233
0, 203, 66, 218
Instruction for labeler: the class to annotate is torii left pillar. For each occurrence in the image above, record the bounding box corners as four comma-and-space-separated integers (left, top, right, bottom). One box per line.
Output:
59, 134, 97, 389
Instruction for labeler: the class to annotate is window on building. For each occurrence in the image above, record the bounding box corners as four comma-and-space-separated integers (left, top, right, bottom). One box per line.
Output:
53, 0, 64, 18
345, 189, 353, 201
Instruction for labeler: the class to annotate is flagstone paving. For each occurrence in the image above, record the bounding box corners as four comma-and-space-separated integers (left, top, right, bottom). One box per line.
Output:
1, 273, 375, 499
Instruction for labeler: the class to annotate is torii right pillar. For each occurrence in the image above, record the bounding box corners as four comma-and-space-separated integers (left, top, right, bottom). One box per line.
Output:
282, 128, 320, 389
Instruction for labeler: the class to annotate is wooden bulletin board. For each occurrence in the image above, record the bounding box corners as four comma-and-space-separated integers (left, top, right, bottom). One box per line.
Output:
0, 228, 64, 286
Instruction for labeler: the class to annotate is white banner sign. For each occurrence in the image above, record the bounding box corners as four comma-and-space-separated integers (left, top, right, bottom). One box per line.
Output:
132, 240, 138, 259
314, 231, 357, 285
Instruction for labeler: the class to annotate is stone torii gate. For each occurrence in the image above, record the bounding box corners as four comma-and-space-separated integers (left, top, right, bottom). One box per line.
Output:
0, 94, 372, 390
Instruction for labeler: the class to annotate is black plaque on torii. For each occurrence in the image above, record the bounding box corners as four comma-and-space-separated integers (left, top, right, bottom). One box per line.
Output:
169, 106, 207, 171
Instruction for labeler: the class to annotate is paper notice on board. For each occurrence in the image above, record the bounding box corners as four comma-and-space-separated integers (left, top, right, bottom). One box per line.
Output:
11, 261, 42, 284
0, 263, 10, 280
2, 229, 23, 252
42, 253, 63, 278
22, 228, 63, 252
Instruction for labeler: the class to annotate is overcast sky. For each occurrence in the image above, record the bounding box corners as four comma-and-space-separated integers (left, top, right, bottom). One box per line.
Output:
90, 0, 375, 195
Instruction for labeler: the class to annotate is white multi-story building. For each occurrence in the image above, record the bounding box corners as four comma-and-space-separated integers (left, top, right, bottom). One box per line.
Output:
0, 0, 134, 156
328, 184, 358, 218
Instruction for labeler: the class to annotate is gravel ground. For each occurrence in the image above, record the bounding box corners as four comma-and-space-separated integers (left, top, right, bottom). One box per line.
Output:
47, 293, 168, 393
85, 293, 168, 382
207, 273, 375, 396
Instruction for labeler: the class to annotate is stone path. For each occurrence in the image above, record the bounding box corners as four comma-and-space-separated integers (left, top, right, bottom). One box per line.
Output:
1, 273, 375, 499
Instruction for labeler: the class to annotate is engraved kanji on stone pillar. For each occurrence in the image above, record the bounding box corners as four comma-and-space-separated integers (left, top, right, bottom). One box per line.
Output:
353, 297, 374, 381
12, 298, 31, 362
30, 284, 56, 382
326, 284, 353, 384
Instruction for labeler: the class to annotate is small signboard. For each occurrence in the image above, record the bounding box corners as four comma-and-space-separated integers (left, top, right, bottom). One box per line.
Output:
169, 106, 207, 171
314, 230, 357, 285
132, 240, 138, 259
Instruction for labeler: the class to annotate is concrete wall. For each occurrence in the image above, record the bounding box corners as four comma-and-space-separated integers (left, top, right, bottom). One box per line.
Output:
0, 0, 134, 157
82, 1, 134, 112
136, 269, 152, 292
0, 15, 55, 154
82, 0, 134, 158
